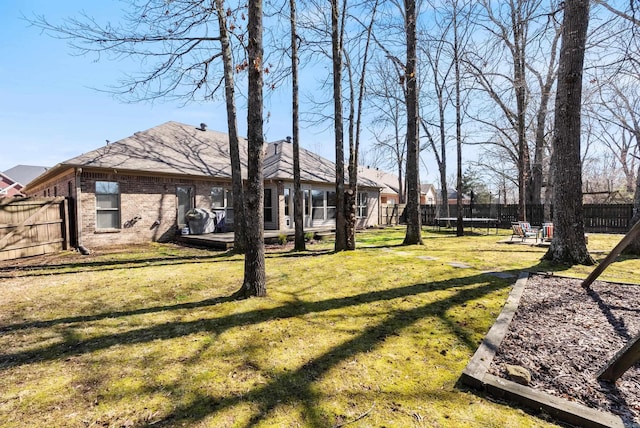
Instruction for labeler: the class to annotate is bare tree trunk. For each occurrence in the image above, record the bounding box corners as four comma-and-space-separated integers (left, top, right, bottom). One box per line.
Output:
215, 0, 246, 253
527, 13, 560, 207
420, 118, 448, 218
403, 0, 423, 245
346, 56, 358, 250
237, 0, 267, 297
345, 0, 377, 250
290, 0, 305, 251
454, 1, 464, 237
529, 67, 555, 206
331, 0, 347, 251
543, 0, 594, 265
438, 105, 449, 220
514, 4, 529, 222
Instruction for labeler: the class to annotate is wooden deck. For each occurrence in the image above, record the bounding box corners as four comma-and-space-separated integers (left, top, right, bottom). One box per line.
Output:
176, 227, 335, 250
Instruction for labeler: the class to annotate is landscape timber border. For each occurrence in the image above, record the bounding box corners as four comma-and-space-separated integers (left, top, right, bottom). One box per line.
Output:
460, 271, 626, 428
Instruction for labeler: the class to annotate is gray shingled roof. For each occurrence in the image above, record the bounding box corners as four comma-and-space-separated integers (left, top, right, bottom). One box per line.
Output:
2, 165, 49, 186
63, 121, 249, 179
264, 139, 380, 187
26, 121, 381, 189
358, 166, 401, 194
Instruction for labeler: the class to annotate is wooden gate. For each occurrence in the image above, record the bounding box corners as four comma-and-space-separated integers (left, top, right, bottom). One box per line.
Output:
0, 197, 69, 261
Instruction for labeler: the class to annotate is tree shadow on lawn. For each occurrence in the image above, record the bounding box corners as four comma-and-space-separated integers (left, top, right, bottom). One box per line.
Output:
0, 264, 555, 427
152, 274, 519, 428
0, 295, 237, 334
0, 251, 239, 279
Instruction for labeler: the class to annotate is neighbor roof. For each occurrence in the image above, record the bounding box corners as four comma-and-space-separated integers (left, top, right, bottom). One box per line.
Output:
358, 166, 400, 194
3, 165, 49, 186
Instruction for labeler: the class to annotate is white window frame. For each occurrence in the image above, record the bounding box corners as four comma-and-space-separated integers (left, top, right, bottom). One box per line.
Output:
357, 191, 369, 218
96, 181, 120, 230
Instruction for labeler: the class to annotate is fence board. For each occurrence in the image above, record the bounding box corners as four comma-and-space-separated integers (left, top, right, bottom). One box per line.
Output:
421, 203, 634, 233
0, 197, 68, 261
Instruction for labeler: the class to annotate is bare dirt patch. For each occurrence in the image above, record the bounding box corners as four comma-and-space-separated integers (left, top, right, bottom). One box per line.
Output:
489, 273, 640, 426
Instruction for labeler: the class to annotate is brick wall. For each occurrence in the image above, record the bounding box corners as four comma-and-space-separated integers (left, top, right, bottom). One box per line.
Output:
27, 170, 76, 198
79, 171, 230, 248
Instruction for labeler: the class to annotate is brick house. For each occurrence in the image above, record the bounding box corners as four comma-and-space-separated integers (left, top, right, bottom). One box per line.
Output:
0, 172, 23, 197
22, 121, 381, 249
420, 183, 437, 205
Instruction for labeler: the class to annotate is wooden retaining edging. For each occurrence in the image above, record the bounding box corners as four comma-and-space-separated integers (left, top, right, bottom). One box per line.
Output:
460, 272, 625, 428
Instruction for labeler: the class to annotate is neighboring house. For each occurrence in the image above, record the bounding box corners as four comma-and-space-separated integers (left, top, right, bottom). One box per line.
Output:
23, 121, 380, 249
358, 166, 437, 225
1, 165, 49, 198
0, 171, 23, 197
420, 183, 437, 205
358, 166, 401, 206
445, 190, 470, 205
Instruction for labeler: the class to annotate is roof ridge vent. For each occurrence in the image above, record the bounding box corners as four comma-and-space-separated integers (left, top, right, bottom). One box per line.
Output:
197, 123, 207, 131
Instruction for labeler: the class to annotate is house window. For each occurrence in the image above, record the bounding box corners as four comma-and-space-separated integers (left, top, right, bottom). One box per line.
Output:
226, 189, 233, 208
264, 188, 273, 222
357, 192, 369, 217
304, 190, 310, 216
177, 186, 194, 227
326, 191, 336, 219
311, 190, 324, 219
211, 186, 225, 208
211, 186, 234, 223
96, 181, 120, 229
310, 190, 337, 220
284, 188, 290, 216
211, 187, 234, 209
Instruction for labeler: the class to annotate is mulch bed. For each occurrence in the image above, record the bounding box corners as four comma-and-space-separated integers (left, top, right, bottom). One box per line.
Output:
489, 273, 640, 426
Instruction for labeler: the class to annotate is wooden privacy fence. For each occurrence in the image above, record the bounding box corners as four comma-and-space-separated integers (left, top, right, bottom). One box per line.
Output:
380, 203, 406, 225
421, 203, 635, 233
0, 197, 69, 261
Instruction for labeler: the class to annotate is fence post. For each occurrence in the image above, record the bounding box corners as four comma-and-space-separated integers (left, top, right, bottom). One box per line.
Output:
62, 198, 70, 250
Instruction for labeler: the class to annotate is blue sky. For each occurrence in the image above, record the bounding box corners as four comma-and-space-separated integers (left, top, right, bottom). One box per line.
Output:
1, 1, 450, 184
0, 1, 338, 173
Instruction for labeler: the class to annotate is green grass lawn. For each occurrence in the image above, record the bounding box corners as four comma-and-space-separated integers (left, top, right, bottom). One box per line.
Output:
0, 227, 637, 427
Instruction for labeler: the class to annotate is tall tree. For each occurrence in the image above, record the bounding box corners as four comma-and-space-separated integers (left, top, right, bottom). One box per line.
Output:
587, 1, 640, 252
369, 61, 407, 204
527, 17, 562, 206
236, 0, 267, 297
403, 0, 423, 245
466, 0, 561, 219
345, 1, 378, 250
452, 0, 465, 236
31, 1, 249, 252
215, 0, 247, 253
331, 0, 348, 251
290, 0, 306, 251
420, 0, 474, 223
543, 0, 594, 265
420, 31, 453, 219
